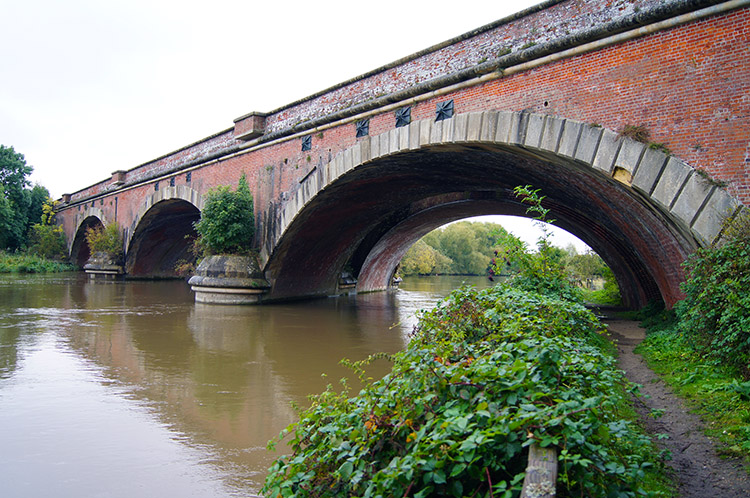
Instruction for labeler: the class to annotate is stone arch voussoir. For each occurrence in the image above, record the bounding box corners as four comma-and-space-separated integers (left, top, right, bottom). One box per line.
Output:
265, 111, 741, 264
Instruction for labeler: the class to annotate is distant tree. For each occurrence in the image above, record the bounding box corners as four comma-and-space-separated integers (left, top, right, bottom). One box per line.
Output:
0, 145, 33, 250
400, 239, 439, 275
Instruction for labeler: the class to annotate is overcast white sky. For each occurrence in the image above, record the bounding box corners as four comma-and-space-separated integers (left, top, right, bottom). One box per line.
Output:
1, 0, 589, 251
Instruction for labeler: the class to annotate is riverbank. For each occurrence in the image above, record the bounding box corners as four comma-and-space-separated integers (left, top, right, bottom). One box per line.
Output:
0, 251, 75, 273
606, 316, 750, 497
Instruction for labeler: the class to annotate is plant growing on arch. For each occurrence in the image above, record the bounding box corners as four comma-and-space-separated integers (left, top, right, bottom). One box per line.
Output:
193, 174, 255, 255
85, 223, 123, 261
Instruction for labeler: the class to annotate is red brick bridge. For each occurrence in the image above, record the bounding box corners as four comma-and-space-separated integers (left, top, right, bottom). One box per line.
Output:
55, 0, 749, 308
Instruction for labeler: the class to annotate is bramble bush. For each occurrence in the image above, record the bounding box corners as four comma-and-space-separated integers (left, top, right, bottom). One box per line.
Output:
677, 210, 750, 378
193, 174, 254, 255
262, 285, 663, 498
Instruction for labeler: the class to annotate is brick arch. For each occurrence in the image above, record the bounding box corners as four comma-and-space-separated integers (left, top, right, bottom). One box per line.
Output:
125, 185, 203, 277
262, 111, 741, 308
126, 185, 203, 250
70, 213, 105, 267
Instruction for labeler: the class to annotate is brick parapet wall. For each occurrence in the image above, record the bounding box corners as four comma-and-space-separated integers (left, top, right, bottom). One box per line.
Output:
261, 0, 724, 134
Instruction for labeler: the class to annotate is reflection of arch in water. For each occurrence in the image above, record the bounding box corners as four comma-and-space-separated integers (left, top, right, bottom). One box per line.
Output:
126, 186, 202, 277
264, 112, 740, 308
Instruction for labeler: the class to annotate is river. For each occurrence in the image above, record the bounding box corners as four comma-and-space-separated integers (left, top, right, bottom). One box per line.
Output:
0, 273, 491, 497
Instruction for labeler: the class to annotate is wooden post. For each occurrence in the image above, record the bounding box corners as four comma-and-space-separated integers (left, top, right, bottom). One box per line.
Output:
520, 442, 557, 498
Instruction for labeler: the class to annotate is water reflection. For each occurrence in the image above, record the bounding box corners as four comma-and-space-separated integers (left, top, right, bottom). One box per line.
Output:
0, 273, 490, 496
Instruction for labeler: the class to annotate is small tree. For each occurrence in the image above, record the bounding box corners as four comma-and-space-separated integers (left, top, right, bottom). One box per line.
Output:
85, 223, 123, 261
27, 198, 68, 260
490, 186, 581, 302
193, 174, 255, 255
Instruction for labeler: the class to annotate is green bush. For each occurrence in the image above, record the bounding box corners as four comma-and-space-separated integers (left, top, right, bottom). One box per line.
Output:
677, 212, 750, 377
0, 251, 75, 273
85, 223, 123, 260
27, 224, 68, 260
193, 174, 255, 255
263, 285, 663, 498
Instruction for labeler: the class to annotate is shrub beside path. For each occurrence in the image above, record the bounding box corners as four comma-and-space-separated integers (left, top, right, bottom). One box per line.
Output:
605, 315, 750, 497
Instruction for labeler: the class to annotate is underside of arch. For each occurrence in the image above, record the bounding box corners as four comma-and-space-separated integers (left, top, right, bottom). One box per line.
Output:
70, 216, 104, 267
126, 199, 200, 278
262, 112, 740, 309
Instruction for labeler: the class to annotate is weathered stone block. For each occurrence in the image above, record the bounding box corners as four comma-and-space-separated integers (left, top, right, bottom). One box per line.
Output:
539, 116, 565, 152
557, 120, 582, 158
691, 188, 740, 245
652, 157, 692, 210
632, 147, 668, 195
523, 113, 546, 148
671, 172, 713, 226
466, 112, 483, 142
592, 129, 622, 173
575, 125, 603, 165
615, 139, 646, 175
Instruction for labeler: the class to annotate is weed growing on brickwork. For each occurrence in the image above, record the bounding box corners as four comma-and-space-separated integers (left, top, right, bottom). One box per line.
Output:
620, 124, 651, 143
648, 142, 671, 155
695, 168, 729, 189
497, 46, 512, 57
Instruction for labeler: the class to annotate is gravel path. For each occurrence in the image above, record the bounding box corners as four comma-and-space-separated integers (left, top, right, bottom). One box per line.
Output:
605, 315, 750, 497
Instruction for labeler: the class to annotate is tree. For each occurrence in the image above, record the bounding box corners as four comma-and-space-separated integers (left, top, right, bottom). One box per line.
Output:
27, 198, 68, 260
0, 145, 33, 250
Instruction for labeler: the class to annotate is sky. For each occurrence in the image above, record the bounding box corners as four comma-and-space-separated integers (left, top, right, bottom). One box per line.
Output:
1, 0, 589, 252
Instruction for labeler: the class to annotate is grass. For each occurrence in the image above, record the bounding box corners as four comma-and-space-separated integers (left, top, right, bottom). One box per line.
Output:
634, 310, 750, 463
0, 251, 76, 273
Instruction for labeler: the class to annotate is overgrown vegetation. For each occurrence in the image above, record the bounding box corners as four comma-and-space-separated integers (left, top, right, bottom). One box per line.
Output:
635, 210, 750, 460
85, 223, 123, 261
193, 174, 255, 255
262, 186, 663, 497
0, 251, 75, 273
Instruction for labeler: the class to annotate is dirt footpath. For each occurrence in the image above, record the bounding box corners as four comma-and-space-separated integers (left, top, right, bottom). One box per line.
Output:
605, 316, 750, 497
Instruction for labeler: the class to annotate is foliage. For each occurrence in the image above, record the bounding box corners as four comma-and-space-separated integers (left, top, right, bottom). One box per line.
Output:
490, 186, 583, 303
677, 211, 750, 378
27, 224, 68, 260
0, 145, 53, 252
85, 223, 123, 260
0, 145, 33, 250
193, 174, 255, 255
399, 239, 449, 276
0, 251, 75, 273
263, 284, 666, 498
26, 198, 68, 260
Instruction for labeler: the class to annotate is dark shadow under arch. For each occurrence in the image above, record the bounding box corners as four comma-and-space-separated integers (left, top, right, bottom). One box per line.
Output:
126, 199, 201, 278
265, 142, 696, 309
70, 216, 103, 267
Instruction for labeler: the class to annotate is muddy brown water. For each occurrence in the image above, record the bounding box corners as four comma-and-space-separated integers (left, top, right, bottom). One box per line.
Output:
0, 273, 490, 497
